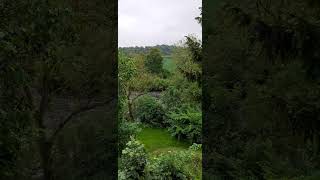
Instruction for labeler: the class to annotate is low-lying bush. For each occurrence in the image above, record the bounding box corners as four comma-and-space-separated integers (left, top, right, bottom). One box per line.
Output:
145, 144, 202, 180
118, 137, 147, 180
133, 95, 167, 127
148, 77, 170, 91
118, 121, 141, 153
167, 106, 202, 143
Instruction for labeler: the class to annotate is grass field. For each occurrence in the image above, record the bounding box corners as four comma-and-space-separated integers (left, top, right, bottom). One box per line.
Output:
136, 126, 189, 153
162, 56, 176, 73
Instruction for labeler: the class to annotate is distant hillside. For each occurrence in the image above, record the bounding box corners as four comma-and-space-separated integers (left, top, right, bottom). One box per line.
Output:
119, 44, 176, 56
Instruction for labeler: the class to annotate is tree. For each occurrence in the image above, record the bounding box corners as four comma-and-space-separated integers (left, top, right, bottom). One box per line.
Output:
173, 36, 202, 83
195, 7, 202, 25
145, 48, 164, 74
119, 53, 137, 121
0, 0, 117, 179
203, 0, 320, 178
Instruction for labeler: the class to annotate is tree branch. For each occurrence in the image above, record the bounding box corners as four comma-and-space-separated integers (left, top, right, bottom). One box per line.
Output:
131, 92, 148, 102
51, 97, 115, 141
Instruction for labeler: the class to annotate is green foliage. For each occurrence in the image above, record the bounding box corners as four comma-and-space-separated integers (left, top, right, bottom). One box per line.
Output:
145, 48, 164, 74
0, 110, 33, 178
53, 115, 117, 180
118, 53, 137, 120
1, 0, 117, 179
185, 36, 202, 63
203, 0, 320, 178
117, 8, 203, 179
167, 106, 202, 143
161, 75, 201, 111
145, 144, 202, 180
289, 171, 320, 180
119, 121, 141, 153
133, 95, 167, 127
119, 45, 176, 57
173, 36, 202, 83
119, 137, 147, 180
148, 77, 170, 91
119, 53, 137, 85
0, 0, 73, 178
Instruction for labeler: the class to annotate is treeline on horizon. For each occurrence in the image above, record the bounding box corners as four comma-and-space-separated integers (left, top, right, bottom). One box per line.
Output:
119, 44, 176, 56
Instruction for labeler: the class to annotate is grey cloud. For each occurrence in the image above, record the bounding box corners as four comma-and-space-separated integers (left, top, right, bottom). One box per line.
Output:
119, 0, 202, 47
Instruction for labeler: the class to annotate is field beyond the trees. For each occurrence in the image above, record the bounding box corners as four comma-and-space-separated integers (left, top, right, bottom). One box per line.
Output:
163, 56, 176, 73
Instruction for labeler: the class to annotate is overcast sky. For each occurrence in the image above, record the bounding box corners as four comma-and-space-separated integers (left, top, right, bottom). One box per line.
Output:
119, 0, 202, 47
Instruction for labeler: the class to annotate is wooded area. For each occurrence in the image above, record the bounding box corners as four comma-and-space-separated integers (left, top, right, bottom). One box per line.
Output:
118, 36, 202, 179
203, 0, 320, 179
0, 0, 117, 179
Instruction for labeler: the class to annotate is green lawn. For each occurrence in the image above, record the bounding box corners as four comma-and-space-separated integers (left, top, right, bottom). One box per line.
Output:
136, 126, 202, 179
162, 56, 176, 73
136, 126, 189, 153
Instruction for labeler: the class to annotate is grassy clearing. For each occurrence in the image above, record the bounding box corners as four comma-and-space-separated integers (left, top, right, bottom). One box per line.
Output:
163, 56, 176, 73
136, 126, 189, 153
136, 126, 202, 179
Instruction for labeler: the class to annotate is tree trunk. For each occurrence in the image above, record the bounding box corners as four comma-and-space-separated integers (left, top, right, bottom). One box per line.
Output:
313, 133, 319, 157
128, 101, 135, 121
36, 70, 54, 180
127, 89, 135, 121
39, 136, 53, 180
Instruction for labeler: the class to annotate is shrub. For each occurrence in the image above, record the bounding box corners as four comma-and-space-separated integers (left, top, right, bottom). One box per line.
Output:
118, 121, 141, 153
167, 106, 202, 143
161, 76, 201, 111
145, 48, 164, 74
145, 144, 202, 180
133, 95, 167, 127
161, 85, 183, 110
290, 171, 320, 180
119, 137, 147, 180
162, 69, 172, 79
148, 77, 170, 91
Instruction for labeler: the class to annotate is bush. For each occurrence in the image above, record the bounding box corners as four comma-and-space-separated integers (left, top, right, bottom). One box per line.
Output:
148, 77, 170, 91
118, 121, 141, 153
145, 144, 202, 180
167, 106, 202, 143
145, 48, 164, 74
289, 171, 320, 180
119, 137, 147, 180
133, 95, 167, 127
161, 76, 201, 111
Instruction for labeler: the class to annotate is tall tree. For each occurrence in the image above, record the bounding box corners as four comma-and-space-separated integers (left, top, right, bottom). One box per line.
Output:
145, 48, 164, 74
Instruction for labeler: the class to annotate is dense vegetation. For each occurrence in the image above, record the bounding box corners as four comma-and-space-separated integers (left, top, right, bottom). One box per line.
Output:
203, 0, 320, 179
0, 0, 117, 179
118, 32, 202, 179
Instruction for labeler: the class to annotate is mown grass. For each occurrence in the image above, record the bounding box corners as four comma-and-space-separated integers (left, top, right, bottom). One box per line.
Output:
162, 56, 176, 73
136, 126, 189, 153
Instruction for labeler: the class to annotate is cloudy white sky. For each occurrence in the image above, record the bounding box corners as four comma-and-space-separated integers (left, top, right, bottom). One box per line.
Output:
119, 0, 202, 47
